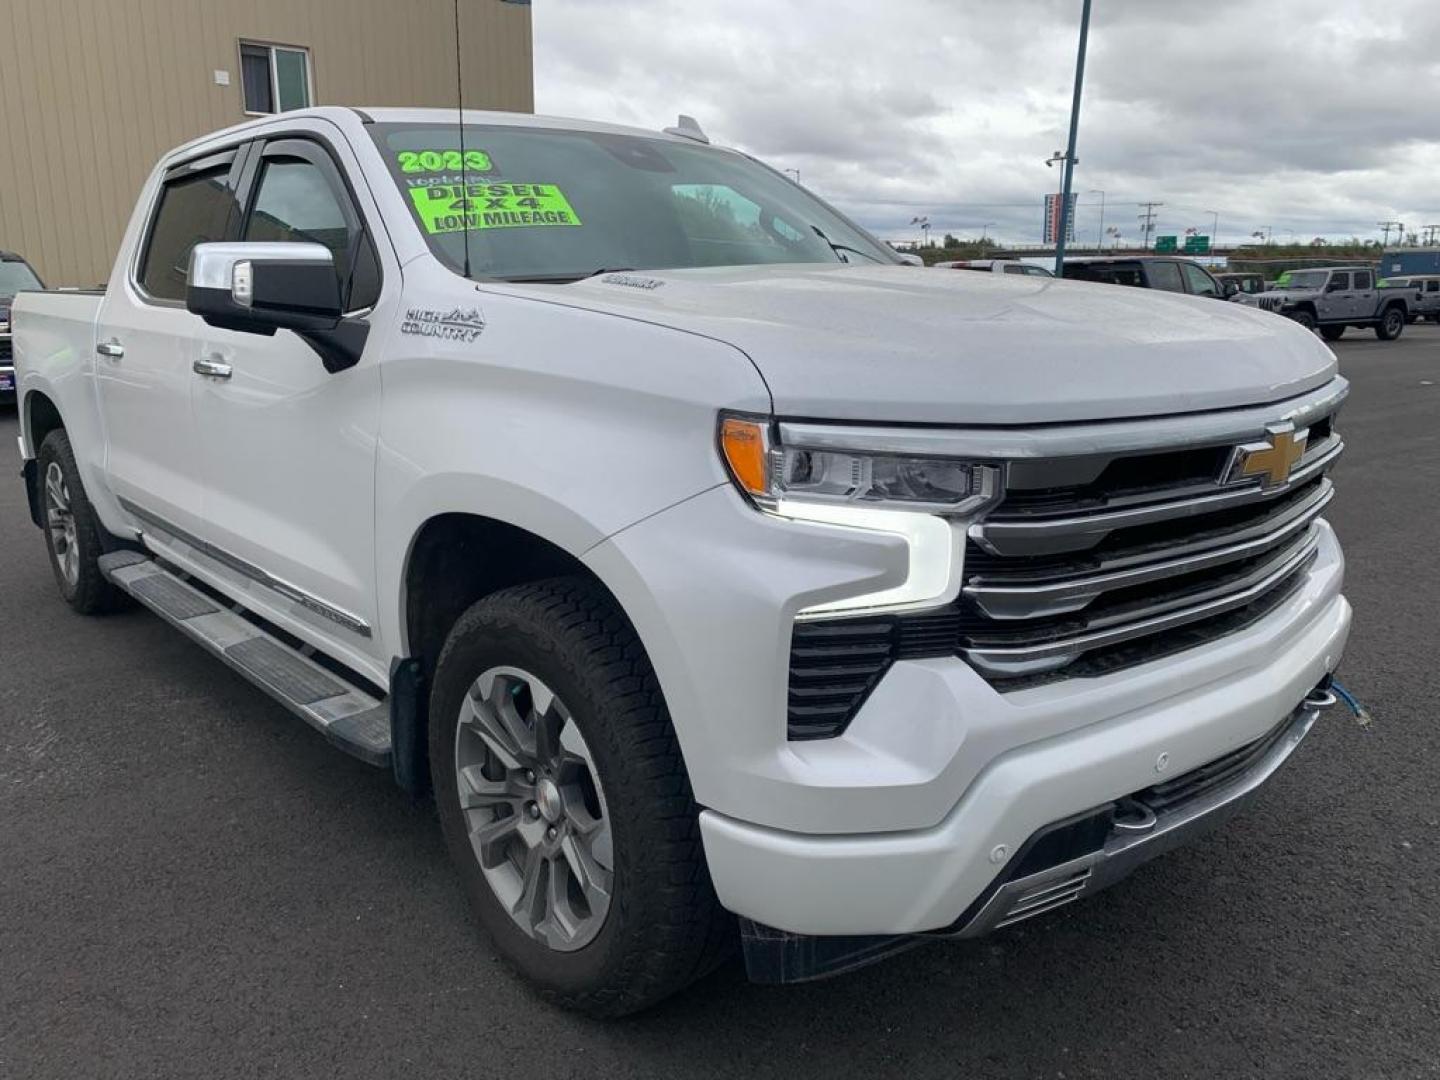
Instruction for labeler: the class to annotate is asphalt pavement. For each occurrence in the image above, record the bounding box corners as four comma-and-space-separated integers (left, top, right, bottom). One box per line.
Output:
2, 325, 1438, 1079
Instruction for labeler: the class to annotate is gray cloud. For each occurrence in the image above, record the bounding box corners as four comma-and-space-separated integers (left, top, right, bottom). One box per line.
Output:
534, 0, 1440, 247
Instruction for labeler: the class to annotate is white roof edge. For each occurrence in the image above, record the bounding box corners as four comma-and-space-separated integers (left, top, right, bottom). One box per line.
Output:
162, 106, 728, 165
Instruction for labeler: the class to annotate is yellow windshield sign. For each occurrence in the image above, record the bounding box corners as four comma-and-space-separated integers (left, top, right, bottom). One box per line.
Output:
407, 182, 582, 234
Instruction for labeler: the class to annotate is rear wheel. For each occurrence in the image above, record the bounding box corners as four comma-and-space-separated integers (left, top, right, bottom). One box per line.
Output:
428, 577, 733, 1016
1319, 325, 1346, 342
1376, 306, 1405, 340
1288, 309, 1317, 332
37, 430, 127, 614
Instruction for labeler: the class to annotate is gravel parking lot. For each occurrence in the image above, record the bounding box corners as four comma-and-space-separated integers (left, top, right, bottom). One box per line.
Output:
2, 325, 1437, 1080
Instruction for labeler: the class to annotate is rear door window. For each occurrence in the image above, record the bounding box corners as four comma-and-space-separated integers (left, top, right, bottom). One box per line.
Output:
1146, 261, 1185, 292
1352, 270, 1372, 290
138, 167, 237, 300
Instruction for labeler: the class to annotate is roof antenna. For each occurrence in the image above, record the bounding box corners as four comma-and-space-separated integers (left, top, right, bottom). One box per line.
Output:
664, 115, 710, 145
453, 0, 472, 278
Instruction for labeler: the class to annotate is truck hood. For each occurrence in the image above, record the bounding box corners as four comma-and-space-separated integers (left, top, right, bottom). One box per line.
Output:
496, 264, 1338, 425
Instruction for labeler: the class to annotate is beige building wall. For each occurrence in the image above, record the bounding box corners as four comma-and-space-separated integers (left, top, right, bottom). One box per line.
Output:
0, 0, 534, 286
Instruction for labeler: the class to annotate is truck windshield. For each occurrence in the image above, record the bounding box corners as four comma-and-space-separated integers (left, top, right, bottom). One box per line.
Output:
0, 259, 43, 299
367, 123, 896, 282
1282, 271, 1329, 289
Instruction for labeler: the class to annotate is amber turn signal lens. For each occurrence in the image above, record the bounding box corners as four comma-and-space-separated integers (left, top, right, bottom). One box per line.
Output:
720, 417, 770, 497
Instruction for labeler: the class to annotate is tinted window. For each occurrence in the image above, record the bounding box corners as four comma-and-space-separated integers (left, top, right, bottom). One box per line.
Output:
243, 155, 379, 311
1328, 272, 1351, 290
1003, 263, 1027, 275
1022, 265, 1053, 277
139, 168, 235, 300
1147, 261, 1184, 292
0, 259, 43, 299
368, 122, 895, 281
1180, 262, 1218, 297
1428, 281, 1438, 293
1063, 263, 1145, 287
1352, 270, 1372, 289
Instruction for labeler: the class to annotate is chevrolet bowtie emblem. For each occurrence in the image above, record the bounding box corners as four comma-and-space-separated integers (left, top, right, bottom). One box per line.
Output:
1227, 424, 1308, 487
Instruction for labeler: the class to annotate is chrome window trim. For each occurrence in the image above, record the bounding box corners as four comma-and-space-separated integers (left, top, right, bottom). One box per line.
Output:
778, 377, 1348, 462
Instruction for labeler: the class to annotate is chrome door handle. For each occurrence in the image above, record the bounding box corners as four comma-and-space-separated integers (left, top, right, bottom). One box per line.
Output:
96, 340, 124, 358
192, 357, 233, 379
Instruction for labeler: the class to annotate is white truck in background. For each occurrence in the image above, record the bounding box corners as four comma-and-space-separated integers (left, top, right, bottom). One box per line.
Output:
14, 107, 1350, 1015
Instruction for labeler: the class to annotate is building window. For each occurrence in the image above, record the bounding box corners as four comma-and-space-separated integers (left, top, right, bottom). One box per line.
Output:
240, 42, 312, 114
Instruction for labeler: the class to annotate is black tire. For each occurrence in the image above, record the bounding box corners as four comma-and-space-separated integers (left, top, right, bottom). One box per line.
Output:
1376, 306, 1405, 340
428, 577, 733, 1016
36, 430, 128, 614
1319, 325, 1345, 342
1289, 308, 1318, 332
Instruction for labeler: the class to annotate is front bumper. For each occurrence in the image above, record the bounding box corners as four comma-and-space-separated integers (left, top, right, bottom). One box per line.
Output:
698, 565, 1349, 937
737, 684, 1335, 983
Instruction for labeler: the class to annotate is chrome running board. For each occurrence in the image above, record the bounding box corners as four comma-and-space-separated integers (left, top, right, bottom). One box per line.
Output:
99, 551, 391, 767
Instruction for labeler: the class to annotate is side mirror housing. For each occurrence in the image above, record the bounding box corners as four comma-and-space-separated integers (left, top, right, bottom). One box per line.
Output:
894, 252, 925, 267
186, 242, 367, 373
1223, 281, 1239, 297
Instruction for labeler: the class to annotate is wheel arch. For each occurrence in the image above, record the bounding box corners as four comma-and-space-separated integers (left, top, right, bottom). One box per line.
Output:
391, 509, 663, 796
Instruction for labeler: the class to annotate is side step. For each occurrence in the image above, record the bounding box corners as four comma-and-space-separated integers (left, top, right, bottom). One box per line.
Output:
99, 551, 391, 767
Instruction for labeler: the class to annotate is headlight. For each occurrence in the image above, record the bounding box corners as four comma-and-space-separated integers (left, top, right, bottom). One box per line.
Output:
718, 414, 1003, 617
718, 415, 1000, 514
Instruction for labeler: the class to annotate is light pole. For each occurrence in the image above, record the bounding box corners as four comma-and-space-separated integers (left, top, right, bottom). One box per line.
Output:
1050, 0, 1093, 276
980, 222, 996, 243
1089, 189, 1105, 253
1206, 209, 1219, 252
784, 168, 800, 184
910, 216, 930, 248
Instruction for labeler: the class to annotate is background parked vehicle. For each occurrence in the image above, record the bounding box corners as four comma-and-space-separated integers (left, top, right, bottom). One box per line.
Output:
1380, 275, 1440, 321
1235, 266, 1415, 340
934, 258, 1054, 277
0, 251, 45, 400
1215, 271, 1266, 298
1061, 256, 1225, 299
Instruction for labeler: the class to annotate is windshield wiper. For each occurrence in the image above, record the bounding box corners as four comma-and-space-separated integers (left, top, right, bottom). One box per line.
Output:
495, 267, 637, 284
810, 226, 882, 265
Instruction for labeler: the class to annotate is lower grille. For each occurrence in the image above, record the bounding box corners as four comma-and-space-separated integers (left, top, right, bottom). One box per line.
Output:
1136, 714, 1292, 813
0, 337, 11, 364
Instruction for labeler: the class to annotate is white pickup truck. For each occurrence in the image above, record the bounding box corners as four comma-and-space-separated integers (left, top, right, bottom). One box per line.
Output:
14, 107, 1351, 1015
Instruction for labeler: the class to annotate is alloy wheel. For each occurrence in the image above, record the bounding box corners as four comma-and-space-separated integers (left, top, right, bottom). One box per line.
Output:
454, 666, 613, 951
44, 462, 79, 588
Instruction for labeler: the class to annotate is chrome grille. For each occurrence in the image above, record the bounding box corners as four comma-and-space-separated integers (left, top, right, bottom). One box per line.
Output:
959, 419, 1342, 684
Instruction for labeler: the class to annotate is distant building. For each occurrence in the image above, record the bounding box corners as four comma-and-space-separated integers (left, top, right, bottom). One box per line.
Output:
0, 0, 534, 285
1379, 248, 1440, 277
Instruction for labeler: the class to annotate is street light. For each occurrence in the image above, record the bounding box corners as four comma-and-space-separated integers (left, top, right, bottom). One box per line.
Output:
980, 221, 996, 242
783, 168, 801, 184
910, 215, 931, 248
1106, 225, 1122, 249
1205, 209, 1220, 251
1048, 0, 1093, 275
1089, 189, 1105, 253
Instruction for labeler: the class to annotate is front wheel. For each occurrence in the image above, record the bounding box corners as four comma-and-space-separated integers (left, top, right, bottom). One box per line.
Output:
36, 430, 127, 613
428, 577, 732, 1016
1376, 306, 1406, 340
1288, 309, 1318, 332
1319, 325, 1346, 342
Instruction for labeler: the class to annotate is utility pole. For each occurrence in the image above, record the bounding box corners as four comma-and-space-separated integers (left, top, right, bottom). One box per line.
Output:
1137, 201, 1163, 250
1378, 221, 1401, 247
1089, 189, 1106, 253
1050, 0, 1093, 276
1424, 225, 1440, 246
1206, 209, 1220, 252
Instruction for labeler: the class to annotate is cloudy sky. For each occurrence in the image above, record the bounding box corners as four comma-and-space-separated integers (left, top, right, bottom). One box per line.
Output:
532, 0, 1440, 249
